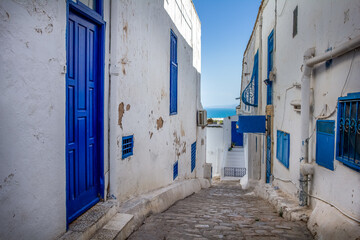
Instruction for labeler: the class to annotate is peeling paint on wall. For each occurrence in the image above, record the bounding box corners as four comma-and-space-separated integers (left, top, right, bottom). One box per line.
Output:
156, 117, 164, 130
126, 104, 130, 111
180, 122, 185, 137
149, 131, 153, 139
118, 102, 124, 129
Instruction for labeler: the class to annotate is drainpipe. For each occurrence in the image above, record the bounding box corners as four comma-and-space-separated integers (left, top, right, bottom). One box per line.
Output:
299, 35, 360, 206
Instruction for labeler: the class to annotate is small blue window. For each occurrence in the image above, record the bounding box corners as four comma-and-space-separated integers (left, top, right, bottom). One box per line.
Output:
191, 142, 196, 172
173, 161, 178, 180
170, 30, 178, 115
276, 130, 290, 168
316, 120, 335, 170
336, 92, 360, 171
122, 135, 133, 159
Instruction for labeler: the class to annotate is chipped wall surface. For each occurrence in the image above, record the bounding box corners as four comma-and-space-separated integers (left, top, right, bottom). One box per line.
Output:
0, 0, 67, 239
108, 0, 204, 204
240, 0, 360, 236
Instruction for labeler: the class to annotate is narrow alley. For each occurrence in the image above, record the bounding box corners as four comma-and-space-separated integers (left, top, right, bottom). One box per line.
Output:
128, 181, 313, 240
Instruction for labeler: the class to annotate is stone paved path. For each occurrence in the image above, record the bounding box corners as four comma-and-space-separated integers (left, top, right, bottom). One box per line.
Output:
128, 181, 313, 240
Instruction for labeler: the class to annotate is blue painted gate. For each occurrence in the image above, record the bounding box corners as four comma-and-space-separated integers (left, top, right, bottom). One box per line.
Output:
66, 10, 102, 223
266, 116, 272, 183
231, 121, 243, 147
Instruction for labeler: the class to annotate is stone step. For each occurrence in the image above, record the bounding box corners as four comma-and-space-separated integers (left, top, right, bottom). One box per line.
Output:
59, 201, 118, 240
90, 213, 134, 240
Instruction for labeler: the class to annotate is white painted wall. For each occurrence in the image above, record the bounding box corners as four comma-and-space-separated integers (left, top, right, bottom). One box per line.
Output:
0, 1, 67, 239
108, 0, 204, 203
206, 125, 224, 176
240, 0, 360, 237
0, 0, 203, 238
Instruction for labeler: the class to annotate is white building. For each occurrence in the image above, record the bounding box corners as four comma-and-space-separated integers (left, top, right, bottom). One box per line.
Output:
239, 0, 360, 239
0, 0, 207, 239
206, 116, 247, 183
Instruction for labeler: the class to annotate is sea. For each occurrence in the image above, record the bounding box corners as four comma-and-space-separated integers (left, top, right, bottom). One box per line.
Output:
205, 108, 236, 119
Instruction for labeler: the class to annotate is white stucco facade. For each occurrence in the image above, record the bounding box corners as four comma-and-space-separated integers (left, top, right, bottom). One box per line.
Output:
240, 0, 360, 238
0, 0, 204, 239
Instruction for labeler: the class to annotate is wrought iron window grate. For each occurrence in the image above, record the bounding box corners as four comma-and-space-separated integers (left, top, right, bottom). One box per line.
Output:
122, 135, 133, 159
336, 92, 360, 171
224, 167, 246, 177
242, 50, 259, 107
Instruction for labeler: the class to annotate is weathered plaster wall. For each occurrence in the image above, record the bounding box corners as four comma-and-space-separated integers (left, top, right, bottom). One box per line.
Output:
0, 1, 67, 239
109, 0, 204, 203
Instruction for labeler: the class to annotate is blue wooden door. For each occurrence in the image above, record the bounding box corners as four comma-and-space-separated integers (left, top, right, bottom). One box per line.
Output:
66, 10, 101, 223
231, 121, 243, 146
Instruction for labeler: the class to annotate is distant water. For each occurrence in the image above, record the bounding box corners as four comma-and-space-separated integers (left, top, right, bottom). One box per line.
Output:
205, 108, 236, 118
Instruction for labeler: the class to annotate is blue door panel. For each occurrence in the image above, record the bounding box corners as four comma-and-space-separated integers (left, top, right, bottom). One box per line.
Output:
231, 121, 243, 146
67, 10, 101, 223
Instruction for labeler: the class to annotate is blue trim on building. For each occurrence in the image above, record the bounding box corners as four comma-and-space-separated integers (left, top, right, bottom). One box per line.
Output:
336, 92, 360, 172
316, 120, 335, 171
191, 142, 196, 172
122, 135, 134, 159
66, 0, 105, 227
173, 161, 178, 180
170, 29, 178, 115
241, 50, 259, 107
276, 130, 290, 169
266, 30, 274, 105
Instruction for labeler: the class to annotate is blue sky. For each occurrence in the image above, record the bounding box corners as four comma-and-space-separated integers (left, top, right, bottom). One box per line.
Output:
192, 0, 261, 108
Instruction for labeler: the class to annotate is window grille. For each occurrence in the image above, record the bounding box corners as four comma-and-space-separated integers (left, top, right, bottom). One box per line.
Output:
336, 92, 360, 171
241, 50, 259, 107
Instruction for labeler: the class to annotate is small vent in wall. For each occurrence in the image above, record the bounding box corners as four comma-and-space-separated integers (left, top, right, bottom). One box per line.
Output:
191, 142, 196, 172
173, 161, 178, 180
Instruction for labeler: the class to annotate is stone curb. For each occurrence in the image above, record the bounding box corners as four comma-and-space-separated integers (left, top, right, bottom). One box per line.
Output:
251, 180, 312, 222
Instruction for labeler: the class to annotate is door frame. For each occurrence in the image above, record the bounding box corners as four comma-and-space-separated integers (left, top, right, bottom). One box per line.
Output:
65, 1, 105, 226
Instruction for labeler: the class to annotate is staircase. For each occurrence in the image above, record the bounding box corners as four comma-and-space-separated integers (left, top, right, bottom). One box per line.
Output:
222, 147, 246, 179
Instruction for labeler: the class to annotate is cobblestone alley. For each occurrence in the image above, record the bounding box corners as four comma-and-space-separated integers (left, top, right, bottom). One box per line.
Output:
128, 181, 313, 240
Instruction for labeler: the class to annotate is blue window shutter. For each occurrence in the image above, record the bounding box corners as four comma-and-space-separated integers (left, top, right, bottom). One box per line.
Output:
277, 130, 290, 169
316, 120, 335, 170
170, 30, 178, 115
283, 133, 290, 168
267, 30, 274, 105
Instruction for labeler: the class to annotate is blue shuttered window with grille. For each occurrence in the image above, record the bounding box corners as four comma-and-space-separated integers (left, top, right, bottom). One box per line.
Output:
241, 50, 259, 107
170, 30, 178, 115
276, 130, 290, 168
173, 161, 178, 180
191, 142, 196, 172
336, 92, 360, 171
316, 120, 335, 170
122, 135, 133, 159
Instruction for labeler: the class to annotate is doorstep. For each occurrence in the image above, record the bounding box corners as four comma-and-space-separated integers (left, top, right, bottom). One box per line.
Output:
59, 200, 118, 240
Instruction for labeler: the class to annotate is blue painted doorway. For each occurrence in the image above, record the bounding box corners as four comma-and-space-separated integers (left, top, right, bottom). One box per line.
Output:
231, 121, 243, 147
66, 8, 103, 223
